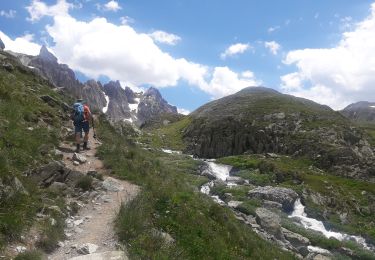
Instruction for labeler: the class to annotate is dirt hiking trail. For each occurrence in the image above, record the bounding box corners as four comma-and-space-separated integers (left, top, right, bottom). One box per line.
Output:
48, 130, 139, 260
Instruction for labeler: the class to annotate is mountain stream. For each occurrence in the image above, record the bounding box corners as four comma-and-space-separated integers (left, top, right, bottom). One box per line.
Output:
160, 149, 373, 253
198, 158, 374, 252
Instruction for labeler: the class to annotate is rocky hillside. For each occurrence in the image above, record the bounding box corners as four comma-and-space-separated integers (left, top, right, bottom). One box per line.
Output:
183, 87, 375, 180
341, 101, 375, 124
0, 49, 141, 259
0, 49, 71, 254
28, 46, 107, 112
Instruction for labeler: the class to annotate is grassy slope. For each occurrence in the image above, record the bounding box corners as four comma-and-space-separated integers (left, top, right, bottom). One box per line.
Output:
140, 116, 191, 151
96, 116, 295, 259
0, 51, 67, 251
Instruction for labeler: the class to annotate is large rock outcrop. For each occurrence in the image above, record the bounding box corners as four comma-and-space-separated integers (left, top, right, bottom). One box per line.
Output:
249, 186, 299, 212
183, 87, 375, 180
103, 81, 132, 122
82, 80, 107, 112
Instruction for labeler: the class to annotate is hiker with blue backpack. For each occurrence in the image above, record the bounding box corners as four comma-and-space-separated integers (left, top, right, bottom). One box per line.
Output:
72, 98, 92, 152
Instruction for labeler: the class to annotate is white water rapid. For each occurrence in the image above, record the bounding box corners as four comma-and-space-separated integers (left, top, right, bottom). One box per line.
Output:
290, 199, 372, 250
205, 161, 232, 181
198, 159, 374, 252
199, 161, 232, 205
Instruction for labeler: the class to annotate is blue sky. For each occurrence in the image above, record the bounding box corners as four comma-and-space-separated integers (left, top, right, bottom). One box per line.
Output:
1, 0, 375, 113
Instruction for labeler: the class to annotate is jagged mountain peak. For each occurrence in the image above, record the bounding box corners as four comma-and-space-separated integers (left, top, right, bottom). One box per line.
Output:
138, 86, 177, 125
105, 80, 122, 88
103, 81, 126, 98
0, 37, 5, 50
144, 86, 162, 97
85, 79, 102, 88
38, 45, 58, 63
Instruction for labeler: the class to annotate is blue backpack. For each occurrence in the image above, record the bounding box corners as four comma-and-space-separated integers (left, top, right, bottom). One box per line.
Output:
73, 103, 84, 123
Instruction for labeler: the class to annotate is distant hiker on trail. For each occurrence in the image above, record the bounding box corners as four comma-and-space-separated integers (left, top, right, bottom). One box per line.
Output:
72, 98, 92, 152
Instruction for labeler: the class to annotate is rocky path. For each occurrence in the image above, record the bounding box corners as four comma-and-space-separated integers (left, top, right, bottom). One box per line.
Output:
48, 131, 139, 260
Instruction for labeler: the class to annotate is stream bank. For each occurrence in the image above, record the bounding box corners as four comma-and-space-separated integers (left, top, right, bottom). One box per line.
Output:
196, 158, 375, 259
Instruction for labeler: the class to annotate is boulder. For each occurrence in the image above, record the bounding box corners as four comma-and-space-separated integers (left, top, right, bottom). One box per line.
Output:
227, 201, 243, 208
65, 170, 85, 186
255, 207, 283, 239
248, 186, 299, 212
102, 177, 124, 192
73, 153, 87, 164
151, 229, 175, 244
15, 246, 27, 253
25, 161, 84, 187
48, 182, 69, 194
68, 251, 128, 260
281, 228, 310, 248
77, 243, 98, 255
26, 161, 66, 186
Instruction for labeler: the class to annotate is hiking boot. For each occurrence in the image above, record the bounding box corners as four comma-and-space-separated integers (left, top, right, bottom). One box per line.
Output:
83, 142, 91, 150
75, 144, 80, 153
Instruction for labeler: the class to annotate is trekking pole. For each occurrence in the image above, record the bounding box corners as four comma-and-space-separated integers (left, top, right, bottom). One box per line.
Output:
91, 117, 97, 139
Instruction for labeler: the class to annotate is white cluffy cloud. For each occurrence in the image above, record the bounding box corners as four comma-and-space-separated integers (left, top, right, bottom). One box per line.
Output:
264, 41, 281, 55
220, 43, 251, 59
26, 0, 72, 22
206, 67, 261, 98
99, 1, 122, 12
19, 0, 261, 99
45, 15, 207, 89
148, 31, 181, 45
177, 108, 190, 115
0, 10, 17, 18
0, 31, 41, 55
281, 2, 375, 110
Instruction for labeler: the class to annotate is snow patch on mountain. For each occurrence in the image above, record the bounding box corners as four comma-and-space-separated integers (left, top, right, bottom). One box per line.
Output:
102, 92, 110, 113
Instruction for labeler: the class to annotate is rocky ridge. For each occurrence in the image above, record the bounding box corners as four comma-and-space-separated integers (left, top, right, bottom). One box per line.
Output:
10, 45, 178, 125
184, 87, 375, 180
340, 101, 375, 124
